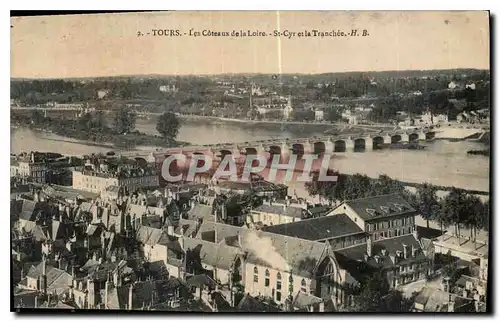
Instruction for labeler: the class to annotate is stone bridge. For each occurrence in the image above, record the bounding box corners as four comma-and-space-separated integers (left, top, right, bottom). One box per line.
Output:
122, 129, 434, 162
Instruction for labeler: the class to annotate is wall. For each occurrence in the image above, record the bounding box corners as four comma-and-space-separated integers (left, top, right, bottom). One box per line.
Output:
366, 215, 415, 240
327, 233, 367, 250
243, 262, 312, 304
166, 263, 180, 278
250, 211, 299, 227
329, 205, 365, 231
72, 171, 119, 193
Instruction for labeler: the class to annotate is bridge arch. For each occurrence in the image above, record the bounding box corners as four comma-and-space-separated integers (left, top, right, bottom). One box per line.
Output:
244, 147, 258, 155
268, 145, 281, 156
354, 138, 366, 152
219, 149, 232, 160
291, 143, 305, 156
372, 136, 384, 150
409, 133, 419, 143
391, 135, 402, 144
313, 141, 326, 155
334, 140, 346, 152
191, 152, 208, 169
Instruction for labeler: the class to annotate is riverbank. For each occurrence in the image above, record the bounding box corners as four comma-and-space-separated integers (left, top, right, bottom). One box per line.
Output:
178, 114, 391, 135
11, 113, 187, 150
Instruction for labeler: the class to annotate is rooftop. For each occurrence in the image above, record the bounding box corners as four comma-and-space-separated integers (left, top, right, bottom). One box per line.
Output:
342, 193, 415, 221
262, 213, 364, 241
195, 221, 328, 278
335, 234, 426, 276
252, 204, 306, 219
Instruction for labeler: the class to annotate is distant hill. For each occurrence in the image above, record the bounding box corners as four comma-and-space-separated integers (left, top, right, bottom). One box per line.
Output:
11, 68, 489, 82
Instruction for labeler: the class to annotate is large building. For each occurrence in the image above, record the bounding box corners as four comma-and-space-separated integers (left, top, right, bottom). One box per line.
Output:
329, 193, 417, 241
72, 168, 159, 194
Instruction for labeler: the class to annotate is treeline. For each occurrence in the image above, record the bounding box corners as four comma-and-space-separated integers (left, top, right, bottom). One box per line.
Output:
306, 172, 490, 241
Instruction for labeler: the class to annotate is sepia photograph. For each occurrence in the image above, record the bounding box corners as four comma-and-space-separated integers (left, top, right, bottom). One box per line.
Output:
10, 10, 491, 313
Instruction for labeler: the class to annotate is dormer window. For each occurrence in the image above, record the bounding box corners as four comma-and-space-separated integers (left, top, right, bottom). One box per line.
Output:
380, 206, 391, 214
393, 203, 406, 212
366, 208, 377, 216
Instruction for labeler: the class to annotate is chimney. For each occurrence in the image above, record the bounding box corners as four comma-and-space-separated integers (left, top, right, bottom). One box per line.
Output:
448, 298, 454, 312
178, 236, 185, 250
167, 225, 174, 236
41, 258, 47, 294
34, 296, 38, 308
366, 236, 372, 257
381, 248, 387, 256
374, 255, 380, 264
319, 301, 325, 312
180, 226, 185, 236
237, 231, 242, 247
411, 245, 417, 257
403, 244, 408, 259
128, 283, 134, 310
104, 276, 110, 309
412, 226, 418, 240
87, 278, 95, 309
113, 270, 120, 287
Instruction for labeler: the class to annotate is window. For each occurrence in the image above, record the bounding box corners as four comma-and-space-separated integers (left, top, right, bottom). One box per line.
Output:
265, 269, 270, 287
253, 266, 259, 283
276, 273, 282, 302
301, 279, 307, 292
288, 275, 293, 294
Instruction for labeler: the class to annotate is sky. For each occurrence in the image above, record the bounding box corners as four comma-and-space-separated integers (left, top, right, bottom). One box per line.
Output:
10, 11, 490, 78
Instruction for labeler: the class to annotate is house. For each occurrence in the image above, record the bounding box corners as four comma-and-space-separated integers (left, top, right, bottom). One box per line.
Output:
104, 278, 183, 310
236, 293, 281, 312
19, 260, 73, 296
413, 287, 475, 312
456, 275, 487, 299
183, 203, 215, 222
182, 237, 245, 286
448, 81, 461, 90
335, 233, 431, 288
465, 83, 476, 90
97, 90, 109, 99
328, 193, 417, 241
291, 291, 325, 312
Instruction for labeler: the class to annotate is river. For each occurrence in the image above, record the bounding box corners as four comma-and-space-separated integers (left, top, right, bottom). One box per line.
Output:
11, 118, 490, 198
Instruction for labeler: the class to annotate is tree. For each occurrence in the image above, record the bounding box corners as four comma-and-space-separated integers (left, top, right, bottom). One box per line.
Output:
93, 110, 108, 131
304, 170, 339, 204
440, 187, 468, 243
324, 108, 342, 123
31, 110, 45, 124
156, 111, 180, 142
415, 183, 440, 228
351, 271, 390, 312
113, 106, 136, 134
